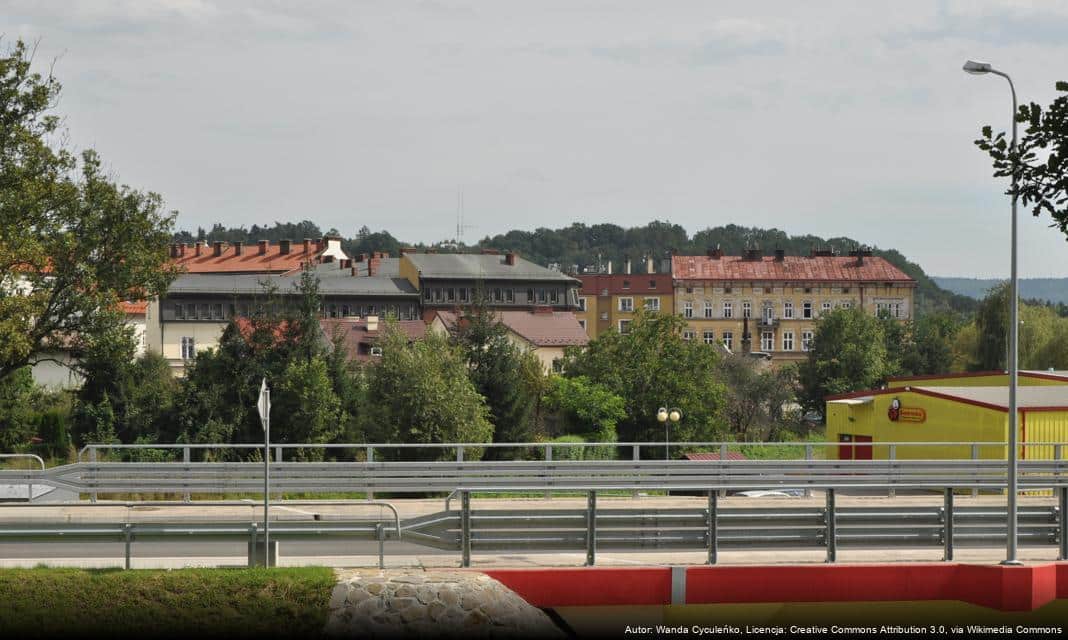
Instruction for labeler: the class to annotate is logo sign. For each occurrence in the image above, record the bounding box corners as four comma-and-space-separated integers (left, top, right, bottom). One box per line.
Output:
888, 398, 926, 423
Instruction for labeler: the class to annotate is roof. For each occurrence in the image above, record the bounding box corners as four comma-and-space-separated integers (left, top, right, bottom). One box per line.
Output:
166, 272, 418, 297
119, 301, 147, 315
404, 253, 578, 283
671, 255, 915, 284
913, 386, 1068, 411
684, 452, 748, 461
321, 317, 427, 361
171, 241, 323, 274
435, 310, 589, 347
888, 370, 1068, 384
579, 273, 673, 296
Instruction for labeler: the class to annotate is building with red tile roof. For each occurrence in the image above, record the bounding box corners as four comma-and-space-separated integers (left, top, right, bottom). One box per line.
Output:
431, 309, 588, 371
168, 236, 348, 274
320, 316, 427, 362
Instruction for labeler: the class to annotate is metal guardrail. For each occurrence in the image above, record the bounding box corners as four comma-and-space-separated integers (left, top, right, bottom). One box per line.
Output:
0, 489, 1064, 568
0, 454, 45, 501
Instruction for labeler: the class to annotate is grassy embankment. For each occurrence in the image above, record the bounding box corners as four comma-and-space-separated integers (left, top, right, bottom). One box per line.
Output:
0, 566, 335, 639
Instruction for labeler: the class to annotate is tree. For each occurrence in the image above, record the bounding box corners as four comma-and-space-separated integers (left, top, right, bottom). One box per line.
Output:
798, 307, 889, 411
361, 325, 492, 460
541, 375, 625, 444
0, 367, 37, 451
717, 355, 797, 442
975, 81, 1068, 236
273, 357, 343, 460
562, 309, 727, 447
0, 40, 178, 383
973, 283, 1009, 370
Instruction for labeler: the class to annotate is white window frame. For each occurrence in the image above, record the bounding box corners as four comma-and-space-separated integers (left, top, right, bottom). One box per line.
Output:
578, 297, 588, 312
783, 301, 794, 319
802, 330, 814, 352
180, 336, 196, 360
703, 330, 715, 345
618, 319, 632, 334
722, 301, 733, 319
618, 297, 634, 312
704, 301, 714, 318
722, 331, 733, 351
683, 301, 693, 318
682, 329, 695, 341
742, 301, 752, 319
822, 301, 832, 315
783, 331, 794, 351
803, 301, 813, 319
643, 297, 660, 311
761, 331, 774, 351
578, 319, 587, 330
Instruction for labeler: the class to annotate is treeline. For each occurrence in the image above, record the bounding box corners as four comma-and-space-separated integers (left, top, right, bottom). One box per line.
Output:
173, 221, 975, 317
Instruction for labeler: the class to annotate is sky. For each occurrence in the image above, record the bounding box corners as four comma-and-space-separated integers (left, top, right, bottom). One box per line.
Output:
5, 0, 1068, 277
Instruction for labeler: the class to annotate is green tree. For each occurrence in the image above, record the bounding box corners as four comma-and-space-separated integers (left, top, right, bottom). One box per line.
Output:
0, 40, 177, 383
541, 375, 625, 443
273, 357, 343, 460
717, 355, 798, 441
0, 367, 36, 451
562, 309, 726, 447
974, 283, 1010, 370
975, 81, 1068, 236
362, 325, 492, 460
798, 307, 888, 410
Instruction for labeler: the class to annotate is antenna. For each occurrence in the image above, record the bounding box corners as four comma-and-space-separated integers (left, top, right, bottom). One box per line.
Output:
455, 188, 475, 245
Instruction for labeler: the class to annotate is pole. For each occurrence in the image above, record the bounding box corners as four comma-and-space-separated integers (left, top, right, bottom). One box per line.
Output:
665, 421, 669, 461
996, 69, 1021, 566
264, 387, 270, 568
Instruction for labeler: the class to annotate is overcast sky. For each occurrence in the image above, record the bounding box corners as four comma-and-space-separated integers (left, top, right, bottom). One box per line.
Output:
6, 0, 1068, 277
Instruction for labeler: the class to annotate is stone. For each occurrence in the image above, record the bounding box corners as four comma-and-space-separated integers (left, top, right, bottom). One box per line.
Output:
365, 582, 386, 595
328, 584, 350, 610
355, 597, 385, 617
427, 601, 448, 621
400, 603, 428, 622
439, 587, 460, 607
464, 609, 490, 627
390, 597, 417, 611
393, 584, 417, 598
415, 585, 435, 604
346, 587, 370, 605
392, 575, 425, 584
460, 589, 484, 611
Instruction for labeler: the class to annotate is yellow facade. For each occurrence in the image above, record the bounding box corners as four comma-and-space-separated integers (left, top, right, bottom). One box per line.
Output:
674, 282, 915, 364
576, 292, 669, 338
826, 389, 1068, 462
887, 372, 1068, 387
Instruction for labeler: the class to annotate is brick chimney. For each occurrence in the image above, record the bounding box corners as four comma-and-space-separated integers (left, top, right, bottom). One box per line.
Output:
505, 252, 518, 266
212, 241, 224, 257
180, 243, 188, 257
303, 238, 311, 254
351, 265, 358, 276
170, 243, 179, 258
367, 260, 377, 277
258, 240, 269, 255
195, 242, 203, 257
774, 248, 785, 261
279, 239, 291, 255
744, 247, 761, 261
707, 246, 723, 259
233, 241, 243, 256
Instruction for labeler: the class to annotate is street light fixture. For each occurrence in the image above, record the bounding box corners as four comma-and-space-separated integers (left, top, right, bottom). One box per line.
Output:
657, 407, 682, 460
962, 59, 1022, 566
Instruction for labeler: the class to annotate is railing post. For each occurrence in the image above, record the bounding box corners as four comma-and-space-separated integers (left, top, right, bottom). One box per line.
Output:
182, 447, 191, 503
825, 488, 837, 563
1059, 486, 1067, 561
586, 490, 597, 566
366, 446, 374, 501
88, 448, 98, 503
124, 523, 133, 570
544, 446, 552, 500
707, 491, 718, 565
248, 523, 258, 568
632, 445, 640, 499
719, 443, 729, 498
460, 491, 471, 568
804, 445, 813, 498
275, 447, 282, 462
376, 523, 385, 570
943, 488, 954, 562
971, 444, 980, 498
456, 446, 464, 463
888, 445, 897, 498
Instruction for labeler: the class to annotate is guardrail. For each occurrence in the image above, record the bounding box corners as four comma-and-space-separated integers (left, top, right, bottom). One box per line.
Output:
0, 454, 45, 501
0, 490, 1064, 568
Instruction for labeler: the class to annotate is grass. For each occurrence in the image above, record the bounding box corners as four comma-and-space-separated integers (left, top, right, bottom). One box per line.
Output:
0, 566, 336, 639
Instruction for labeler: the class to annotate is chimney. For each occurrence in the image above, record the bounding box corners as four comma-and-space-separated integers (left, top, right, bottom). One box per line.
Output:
340, 258, 350, 269
401, 247, 416, 255
367, 260, 377, 277
481, 248, 499, 255
303, 238, 311, 254
170, 243, 179, 258
258, 240, 269, 255
323, 255, 335, 263
351, 265, 358, 276
195, 242, 203, 257
647, 257, 654, 274
505, 252, 518, 266
279, 239, 291, 255
180, 243, 188, 257
707, 246, 723, 259
233, 241, 243, 256
212, 241, 223, 257
744, 247, 761, 261
624, 258, 631, 274
366, 315, 379, 332
774, 248, 785, 261
607, 260, 613, 275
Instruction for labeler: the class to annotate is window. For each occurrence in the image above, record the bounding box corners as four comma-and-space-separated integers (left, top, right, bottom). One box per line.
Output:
228, 304, 236, 318
549, 289, 559, 304
329, 304, 338, 318
704, 302, 714, 318
764, 287, 772, 294
722, 331, 733, 351
822, 301, 832, 315
447, 288, 456, 302
649, 280, 657, 289
622, 280, 630, 290
175, 303, 185, 320
537, 289, 547, 304
619, 320, 632, 334
578, 297, 588, 312
722, 301, 733, 318
619, 297, 634, 312
802, 330, 814, 351
424, 288, 432, 301
527, 288, 535, 302
703, 330, 715, 345
803, 302, 813, 319
842, 287, 851, 294
762, 304, 774, 323
493, 288, 502, 302
804, 287, 812, 294
506, 289, 514, 303
459, 288, 469, 303
578, 319, 587, 330
180, 337, 196, 360
212, 303, 223, 320
783, 302, 794, 319
685, 287, 694, 294
342, 304, 351, 317
761, 331, 774, 351
783, 331, 795, 351
600, 288, 609, 296
683, 301, 693, 318
683, 330, 695, 341
198, 304, 209, 320
644, 298, 659, 311
724, 287, 732, 294
367, 304, 376, 315
841, 300, 853, 309
742, 301, 752, 318
433, 288, 443, 302
370, 346, 383, 357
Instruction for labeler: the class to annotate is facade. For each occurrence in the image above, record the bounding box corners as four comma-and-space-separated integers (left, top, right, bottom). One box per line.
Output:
576, 259, 673, 339
886, 370, 1068, 388
431, 309, 589, 372
321, 316, 427, 362
672, 249, 915, 364
398, 250, 581, 321
826, 385, 1068, 462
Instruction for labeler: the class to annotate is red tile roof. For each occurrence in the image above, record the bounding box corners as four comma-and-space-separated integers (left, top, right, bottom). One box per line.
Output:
321, 317, 427, 362
684, 452, 748, 461
171, 241, 322, 274
119, 301, 147, 315
579, 273, 673, 296
671, 255, 914, 283
435, 310, 589, 347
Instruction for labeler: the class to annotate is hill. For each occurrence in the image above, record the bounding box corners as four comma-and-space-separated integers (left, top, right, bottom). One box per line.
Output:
933, 277, 1068, 305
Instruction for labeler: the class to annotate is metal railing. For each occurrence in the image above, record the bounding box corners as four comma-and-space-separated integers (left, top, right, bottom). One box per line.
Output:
0, 454, 45, 501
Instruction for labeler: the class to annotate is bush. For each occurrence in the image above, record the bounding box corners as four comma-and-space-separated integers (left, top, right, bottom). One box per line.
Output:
545, 435, 616, 461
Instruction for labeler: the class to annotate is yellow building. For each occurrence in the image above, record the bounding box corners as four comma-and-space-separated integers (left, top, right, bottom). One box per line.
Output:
886, 370, 1068, 388
672, 249, 915, 365
576, 267, 673, 339
825, 385, 1068, 462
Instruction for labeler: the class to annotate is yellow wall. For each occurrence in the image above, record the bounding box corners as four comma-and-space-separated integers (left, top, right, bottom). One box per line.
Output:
889, 373, 1068, 387
576, 293, 670, 339
1022, 410, 1068, 460
398, 254, 420, 290
160, 321, 228, 372
576, 294, 599, 338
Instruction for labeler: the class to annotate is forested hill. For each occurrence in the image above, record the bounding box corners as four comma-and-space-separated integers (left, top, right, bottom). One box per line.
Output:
174, 221, 976, 316
934, 277, 1068, 305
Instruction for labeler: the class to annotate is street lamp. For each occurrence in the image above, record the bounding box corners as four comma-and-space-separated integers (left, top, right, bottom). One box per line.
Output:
963, 59, 1022, 566
657, 407, 682, 461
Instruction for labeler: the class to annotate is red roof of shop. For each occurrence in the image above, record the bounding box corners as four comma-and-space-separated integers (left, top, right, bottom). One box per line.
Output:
671, 255, 914, 283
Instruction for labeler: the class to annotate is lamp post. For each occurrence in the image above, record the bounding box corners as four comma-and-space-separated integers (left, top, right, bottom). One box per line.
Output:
963, 59, 1022, 566
657, 407, 682, 461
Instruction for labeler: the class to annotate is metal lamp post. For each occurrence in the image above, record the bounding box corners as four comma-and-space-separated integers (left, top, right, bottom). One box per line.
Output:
963, 59, 1022, 565
657, 407, 682, 460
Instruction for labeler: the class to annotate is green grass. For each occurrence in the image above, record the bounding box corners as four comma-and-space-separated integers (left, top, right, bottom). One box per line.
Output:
0, 566, 336, 639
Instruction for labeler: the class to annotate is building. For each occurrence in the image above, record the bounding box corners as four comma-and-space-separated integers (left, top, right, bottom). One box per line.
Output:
431, 309, 589, 372
672, 248, 915, 364
168, 236, 348, 274
576, 258, 673, 338
825, 384, 1068, 462
320, 315, 427, 362
398, 250, 581, 321
886, 370, 1068, 388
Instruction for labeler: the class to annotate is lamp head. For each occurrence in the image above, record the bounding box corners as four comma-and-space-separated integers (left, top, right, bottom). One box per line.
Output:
657, 407, 668, 423
963, 60, 992, 75
669, 410, 681, 423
